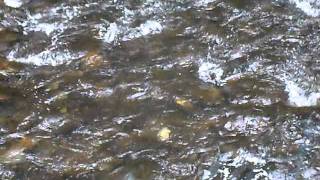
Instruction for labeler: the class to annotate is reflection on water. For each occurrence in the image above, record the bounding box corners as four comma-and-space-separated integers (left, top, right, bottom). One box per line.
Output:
1, 0, 320, 179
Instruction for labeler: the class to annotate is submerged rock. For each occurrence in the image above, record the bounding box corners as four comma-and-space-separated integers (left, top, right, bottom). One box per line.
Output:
0, 57, 23, 74
0, 28, 19, 43
0, 136, 35, 164
0, 28, 21, 53
192, 87, 223, 104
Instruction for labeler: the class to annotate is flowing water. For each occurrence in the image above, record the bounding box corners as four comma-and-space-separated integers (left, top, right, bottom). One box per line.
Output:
0, 0, 320, 179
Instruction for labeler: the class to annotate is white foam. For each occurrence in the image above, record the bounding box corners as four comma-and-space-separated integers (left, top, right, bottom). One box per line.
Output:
198, 62, 224, 85
195, 0, 216, 7
268, 170, 295, 180
230, 51, 243, 60
290, 0, 320, 17
7, 49, 85, 66
215, 149, 267, 179
230, 149, 266, 167
37, 117, 66, 132
224, 116, 269, 135
30, 22, 64, 36
201, 170, 212, 180
127, 91, 147, 100
124, 20, 163, 40
95, 4, 164, 43
217, 167, 230, 180
4, 0, 23, 8
97, 20, 163, 43
285, 80, 320, 107
139, 20, 163, 36
96, 88, 114, 98
21, 9, 66, 36
302, 168, 319, 179
99, 23, 120, 43
7, 3, 91, 66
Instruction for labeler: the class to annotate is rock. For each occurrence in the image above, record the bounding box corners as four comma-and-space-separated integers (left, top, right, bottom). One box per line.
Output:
0, 59, 9, 70
46, 80, 62, 92
0, 136, 36, 164
151, 68, 175, 80
63, 70, 84, 82
0, 28, 20, 54
0, 28, 19, 43
0, 57, 24, 76
192, 87, 223, 104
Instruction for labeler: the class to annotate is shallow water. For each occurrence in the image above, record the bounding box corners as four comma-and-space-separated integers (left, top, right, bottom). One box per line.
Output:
0, 0, 320, 179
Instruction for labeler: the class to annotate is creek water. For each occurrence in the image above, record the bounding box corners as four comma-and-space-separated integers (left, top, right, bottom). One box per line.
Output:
0, 0, 320, 179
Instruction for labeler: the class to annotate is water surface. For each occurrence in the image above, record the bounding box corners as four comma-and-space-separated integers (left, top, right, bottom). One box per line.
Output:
0, 0, 320, 179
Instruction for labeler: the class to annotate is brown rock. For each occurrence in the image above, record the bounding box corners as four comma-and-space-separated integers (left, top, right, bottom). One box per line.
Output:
0, 28, 19, 43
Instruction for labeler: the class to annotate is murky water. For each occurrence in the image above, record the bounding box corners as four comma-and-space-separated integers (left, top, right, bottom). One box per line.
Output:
0, 0, 320, 179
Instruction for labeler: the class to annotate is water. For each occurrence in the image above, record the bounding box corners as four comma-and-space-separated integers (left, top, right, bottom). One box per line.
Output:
0, 0, 320, 179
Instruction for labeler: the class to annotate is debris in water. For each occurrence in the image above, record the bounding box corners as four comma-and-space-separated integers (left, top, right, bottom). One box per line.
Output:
81, 51, 104, 68
157, 127, 171, 141
175, 98, 193, 109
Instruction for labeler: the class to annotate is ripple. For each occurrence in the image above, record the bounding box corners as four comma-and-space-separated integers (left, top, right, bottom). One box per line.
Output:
1, 0, 320, 179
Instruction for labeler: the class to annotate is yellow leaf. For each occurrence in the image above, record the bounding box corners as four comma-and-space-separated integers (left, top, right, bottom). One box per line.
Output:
81, 51, 103, 67
60, 107, 67, 113
157, 127, 171, 141
175, 98, 193, 109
